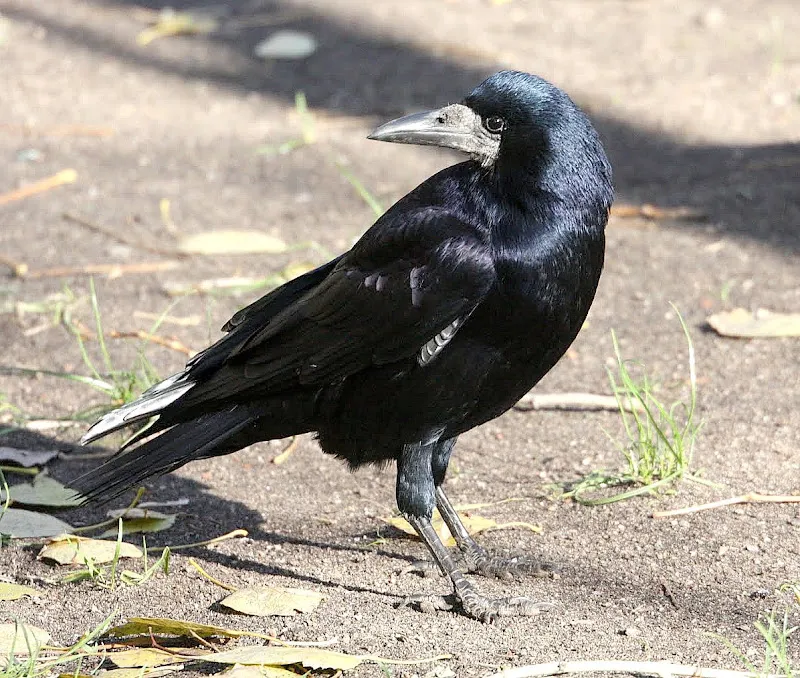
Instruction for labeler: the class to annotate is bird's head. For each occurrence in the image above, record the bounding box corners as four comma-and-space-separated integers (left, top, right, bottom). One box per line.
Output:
369, 71, 611, 201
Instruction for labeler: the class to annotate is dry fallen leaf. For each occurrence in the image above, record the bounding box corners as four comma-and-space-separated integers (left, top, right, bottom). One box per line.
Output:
219, 586, 324, 617
226, 666, 301, 678
137, 9, 218, 46
0, 582, 39, 601
707, 307, 800, 338
204, 645, 362, 671
108, 647, 190, 668
106, 617, 267, 640
0, 623, 51, 655
2, 475, 83, 508
0, 447, 59, 468
0, 508, 73, 538
100, 509, 176, 537
177, 230, 288, 256
38, 534, 143, 565
383, 509, 538, 548
101, 668, 183, 678
254, 30, 318, 60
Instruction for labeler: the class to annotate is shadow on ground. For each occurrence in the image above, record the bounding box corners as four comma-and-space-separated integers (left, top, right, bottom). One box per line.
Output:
4, 0, 799, 251
1, 427, 770, 632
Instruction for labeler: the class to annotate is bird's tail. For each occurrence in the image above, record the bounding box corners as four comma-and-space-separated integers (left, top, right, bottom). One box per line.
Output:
80, 371, 196, 445
71, 406, 255, 504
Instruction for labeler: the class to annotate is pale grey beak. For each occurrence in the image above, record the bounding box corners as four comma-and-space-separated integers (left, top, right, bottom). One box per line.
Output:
368, 104, 499, 162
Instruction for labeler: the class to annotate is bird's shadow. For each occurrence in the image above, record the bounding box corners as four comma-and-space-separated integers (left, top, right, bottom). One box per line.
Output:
2, 426, 419, 602
2, 428, 774, 630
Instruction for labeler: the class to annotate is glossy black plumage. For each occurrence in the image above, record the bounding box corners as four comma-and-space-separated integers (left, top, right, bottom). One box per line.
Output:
72, 71, 613, 621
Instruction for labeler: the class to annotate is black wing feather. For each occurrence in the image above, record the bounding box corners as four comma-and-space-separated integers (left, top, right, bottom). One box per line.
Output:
176, 208, 495, 409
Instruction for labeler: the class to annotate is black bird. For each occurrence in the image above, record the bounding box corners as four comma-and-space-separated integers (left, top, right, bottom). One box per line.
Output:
73, 71, 613, 622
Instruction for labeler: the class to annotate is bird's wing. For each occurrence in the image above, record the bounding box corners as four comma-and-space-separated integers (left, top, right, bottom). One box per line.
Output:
180, 207, 496, 402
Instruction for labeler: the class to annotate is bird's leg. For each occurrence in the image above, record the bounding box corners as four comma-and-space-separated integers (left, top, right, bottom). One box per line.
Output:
395, 441, 551, 622
435, 486, 558, 580
403, 513, 552, 622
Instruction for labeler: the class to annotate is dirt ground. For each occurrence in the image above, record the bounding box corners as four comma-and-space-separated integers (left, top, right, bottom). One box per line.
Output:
1, 0, 799, 676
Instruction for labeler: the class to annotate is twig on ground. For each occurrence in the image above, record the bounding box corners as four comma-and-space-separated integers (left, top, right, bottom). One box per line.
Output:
0, 169, 77, 205
272, 436, 299, 464
107, 330, 195, 357
0, 254, 28, 277
610, 203, 707, 221
514, 392, 645, 413
659, 577, 679, 609
22, 261, 180, 279
187, 557, 237, 591
484, 660, 786, 678
146, 528, 248, 553
134, 311, 201, 327
653, 492, 800, 518
63, 212, 184, 257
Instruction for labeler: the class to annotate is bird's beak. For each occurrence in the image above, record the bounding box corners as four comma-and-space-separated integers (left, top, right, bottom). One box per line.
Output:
368, 103, 494, 158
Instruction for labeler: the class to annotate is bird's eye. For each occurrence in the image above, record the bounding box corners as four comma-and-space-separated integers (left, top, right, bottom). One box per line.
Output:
483, 116, 505, 134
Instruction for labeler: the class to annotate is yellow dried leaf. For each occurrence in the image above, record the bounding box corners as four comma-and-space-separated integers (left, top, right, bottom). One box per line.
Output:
220, 586, 323, 617
137, 10, 218, 46
226, 666, 301, 678
0, 582, 39, 601
382, 515, 418, 536
383, 509, 540, 547
0, 623, 51, 655
383, 510, 496, 547
106, 617, 270, 640
226, 666, 300, 678
707, 307, 800, 338
205, 645, 362, 671
177, 230, 288, 256
39, 534, 143, 565
109, 647, 191, 668
100, 668, 182, 678
101, 509, 176, 537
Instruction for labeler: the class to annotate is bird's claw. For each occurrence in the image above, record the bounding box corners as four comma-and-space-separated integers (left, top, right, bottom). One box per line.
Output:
396, 593, 454, 614
399, 559, 443, 578
463, 543, 560, 581
459, 586, 555, 623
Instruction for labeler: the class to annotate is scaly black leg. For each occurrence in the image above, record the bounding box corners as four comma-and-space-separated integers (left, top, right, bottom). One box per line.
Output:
402, 513, 551, 622
394, 440, 551, 622
435, 486, 558, 580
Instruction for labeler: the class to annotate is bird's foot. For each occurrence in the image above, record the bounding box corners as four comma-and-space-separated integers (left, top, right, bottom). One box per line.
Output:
397, 579, 554, 622
463, 543, 559, 581
457, 579, 554, 622
400, 559, 443, 578
396, 593, 454, 614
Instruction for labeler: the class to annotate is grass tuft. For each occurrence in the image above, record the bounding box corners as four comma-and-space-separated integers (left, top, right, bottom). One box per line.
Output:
711, 604, 798, 678
66, 278, 160, 417
565, 306, 708, 505
63, 520, 171, 589
1, 613, 114, 678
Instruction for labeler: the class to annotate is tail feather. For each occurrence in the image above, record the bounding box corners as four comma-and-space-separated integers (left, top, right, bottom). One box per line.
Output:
71, 406, 254, 504
80, 372, 195, 445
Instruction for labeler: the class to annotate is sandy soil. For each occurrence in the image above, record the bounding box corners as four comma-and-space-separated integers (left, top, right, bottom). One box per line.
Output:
1, 1, 799, 676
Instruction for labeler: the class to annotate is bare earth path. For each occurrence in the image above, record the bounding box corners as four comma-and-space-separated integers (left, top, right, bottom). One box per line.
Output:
0, 1, 798, 676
